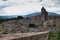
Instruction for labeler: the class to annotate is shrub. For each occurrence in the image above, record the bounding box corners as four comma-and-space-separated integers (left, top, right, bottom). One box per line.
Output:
0, 28, 5, 33
48, 23, 60, 40
17, 16, 24, 19
57, 23, 60, 40
48, 31, 58, 40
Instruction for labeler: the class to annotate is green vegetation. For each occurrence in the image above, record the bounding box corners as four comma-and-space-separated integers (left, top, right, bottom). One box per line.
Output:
48, 23, 60, 40
0, 28, 5, 33
48, 31, 58, 40
17, 16, 24, 19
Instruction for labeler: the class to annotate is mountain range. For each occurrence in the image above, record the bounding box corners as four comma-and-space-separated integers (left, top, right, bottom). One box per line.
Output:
24, 12, 60, 18
0, 12, 60, 19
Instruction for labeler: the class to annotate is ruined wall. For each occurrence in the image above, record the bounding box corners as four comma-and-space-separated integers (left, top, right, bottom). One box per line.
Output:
0, 31, 49, 40
0, 15, 59, 33
27, 16, 57, 27
16, 34, 48, 40
12, 32, 48, 40
0, 7, 60, 33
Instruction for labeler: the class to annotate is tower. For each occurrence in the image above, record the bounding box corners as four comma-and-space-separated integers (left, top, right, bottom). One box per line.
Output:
40, 7, 48, 27
41, 7, 48, 21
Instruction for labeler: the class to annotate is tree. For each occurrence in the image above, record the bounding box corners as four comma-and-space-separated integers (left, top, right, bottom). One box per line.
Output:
17, 16, 24, 19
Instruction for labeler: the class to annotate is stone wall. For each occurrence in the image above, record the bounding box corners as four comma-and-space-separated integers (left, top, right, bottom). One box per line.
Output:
12, 31, 49, 40
0, 31, 49, 40
0, 7, 60, 33
16, 33, 48, 40
0, 16, 59, 33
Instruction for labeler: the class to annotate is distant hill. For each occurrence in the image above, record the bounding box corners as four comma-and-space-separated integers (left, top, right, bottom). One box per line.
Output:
23, 12, 40, 18
0, 16, 17, 19
24, 12, 60, 18
0, 12, 59, 19
48, 12, 59, 16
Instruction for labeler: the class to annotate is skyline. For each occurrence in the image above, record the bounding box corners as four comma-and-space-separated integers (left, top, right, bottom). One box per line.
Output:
0, 0, 60, 16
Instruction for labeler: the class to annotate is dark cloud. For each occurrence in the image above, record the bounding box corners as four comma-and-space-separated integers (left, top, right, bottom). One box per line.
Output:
2, 0, 7, 1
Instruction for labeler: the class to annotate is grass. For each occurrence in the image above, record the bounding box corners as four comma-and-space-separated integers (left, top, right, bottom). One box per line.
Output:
0, 28, 5, 33
48, 23, 60, 40
48, 31, 58, 40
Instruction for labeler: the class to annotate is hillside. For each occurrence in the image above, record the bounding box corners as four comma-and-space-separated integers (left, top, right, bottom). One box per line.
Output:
24, 12, 59, 18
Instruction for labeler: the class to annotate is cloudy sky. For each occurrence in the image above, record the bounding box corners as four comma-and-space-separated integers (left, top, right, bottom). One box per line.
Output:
0, 0, 60, 16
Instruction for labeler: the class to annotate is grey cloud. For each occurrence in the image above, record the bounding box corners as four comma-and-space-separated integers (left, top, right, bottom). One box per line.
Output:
0, 9, 6, 14
50, 0, 60, 6
0, 1, 15, 14
2, 0, 7, 1
38, 0, 43, 2
0, 2, 15, 9
38, 0, 60, 7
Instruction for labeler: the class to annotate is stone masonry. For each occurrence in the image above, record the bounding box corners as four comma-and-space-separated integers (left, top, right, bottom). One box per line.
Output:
0, 7, 60, 33
0, 31, 49, 40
